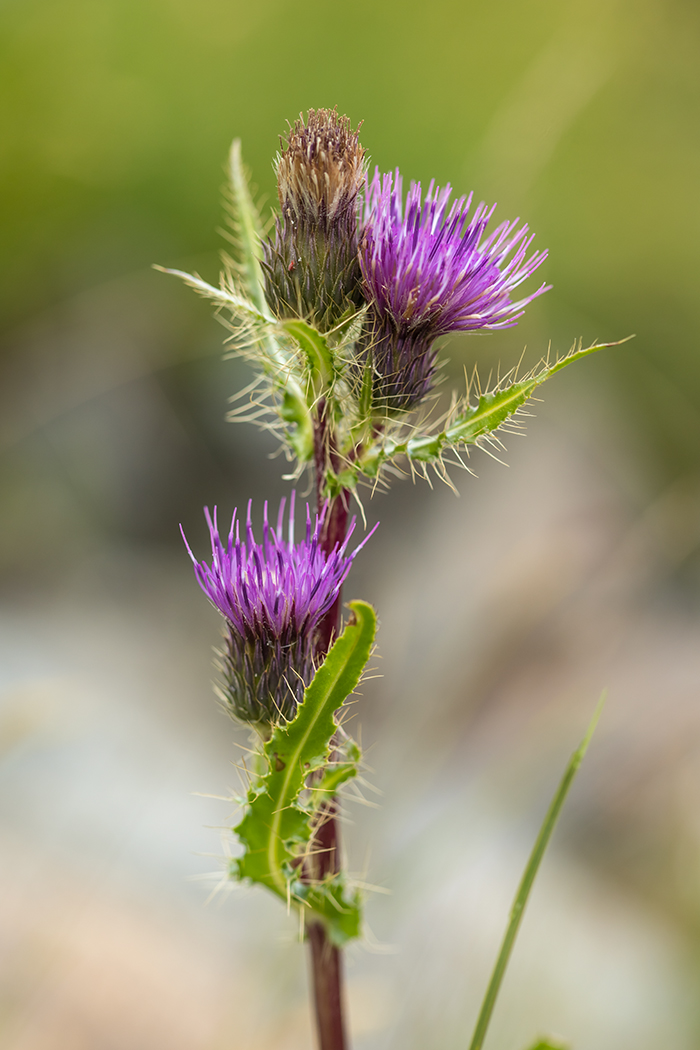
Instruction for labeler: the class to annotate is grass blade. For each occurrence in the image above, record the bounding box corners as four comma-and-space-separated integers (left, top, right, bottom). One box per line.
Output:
467, 694, 605, 1050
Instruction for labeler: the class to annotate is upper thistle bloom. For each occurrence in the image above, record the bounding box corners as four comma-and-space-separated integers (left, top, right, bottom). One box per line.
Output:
262, 108, 367, 332
182, 495, 374, 725
359, 169, 550, 413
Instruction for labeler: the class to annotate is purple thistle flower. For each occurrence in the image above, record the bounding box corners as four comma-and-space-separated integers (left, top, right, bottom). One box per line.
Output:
359, 169, 550, 412
182, 494, 374, 724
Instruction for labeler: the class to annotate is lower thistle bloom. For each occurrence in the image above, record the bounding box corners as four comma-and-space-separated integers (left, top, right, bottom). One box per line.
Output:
359, 170, 550, 412
182, 495, 373, 725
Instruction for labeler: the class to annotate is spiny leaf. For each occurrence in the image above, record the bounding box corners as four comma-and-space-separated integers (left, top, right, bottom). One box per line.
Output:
293, 875, 362, 944
361, 338, 630, 479
282, 318, 334, 386
158, 141, 318, 464
227, 139, 269, 315
155, 267, 315, 463
445, 338, 626, 447
232, 600, 377, 945
280, 389, 315, 463
309, 759, 359, 808
153, 266, 269, 322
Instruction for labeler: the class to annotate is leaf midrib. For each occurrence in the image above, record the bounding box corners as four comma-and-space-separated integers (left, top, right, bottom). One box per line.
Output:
266, 621, 363, 897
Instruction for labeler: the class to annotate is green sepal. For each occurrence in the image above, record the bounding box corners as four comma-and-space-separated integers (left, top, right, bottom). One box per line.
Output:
231, 600, 377, 945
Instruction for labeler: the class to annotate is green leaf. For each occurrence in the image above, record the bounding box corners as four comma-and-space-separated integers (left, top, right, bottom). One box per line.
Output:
153, 266, 269, 322
162, 144, 269, 320
155, 266, 314, 461
309, 759, 359, 808
445, 339, 623, 447
227, 142, 317, 461
281, 318, 334, 386
358, 359, 373, 422
467, 694, 605, 1050
523, 1040, 569, 1050
324, 467, 359, 501
232, 600, 377, 945
280, 389, 315, 463
227, 142, 316, 458
227, 138, 269, 317
362, 339, 631, 478
292, 872, 363, 944
156, 271, 315, 464
157, 142, 318, 466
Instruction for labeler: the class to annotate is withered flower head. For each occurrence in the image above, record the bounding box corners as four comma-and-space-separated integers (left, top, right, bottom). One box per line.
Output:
262, 109, 366, 332
276, 108, 365, 228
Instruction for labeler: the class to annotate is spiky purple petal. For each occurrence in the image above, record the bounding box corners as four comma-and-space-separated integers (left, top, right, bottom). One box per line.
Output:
358, 169, 550, 411
182, 495, 374, 723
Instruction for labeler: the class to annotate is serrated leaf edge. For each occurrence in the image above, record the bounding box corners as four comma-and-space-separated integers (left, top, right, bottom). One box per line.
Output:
231, 600, 377, 941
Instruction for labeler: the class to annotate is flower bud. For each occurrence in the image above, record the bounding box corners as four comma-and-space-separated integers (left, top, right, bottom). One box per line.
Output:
262, 109, 366, 332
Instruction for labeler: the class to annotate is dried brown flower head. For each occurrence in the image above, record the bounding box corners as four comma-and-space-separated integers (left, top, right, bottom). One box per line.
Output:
276, 108, 365, 227
262, 109, 367, 331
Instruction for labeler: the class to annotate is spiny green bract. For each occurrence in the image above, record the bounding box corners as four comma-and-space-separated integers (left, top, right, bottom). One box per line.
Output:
160, 141, 628, 499
230, 600, 376, 947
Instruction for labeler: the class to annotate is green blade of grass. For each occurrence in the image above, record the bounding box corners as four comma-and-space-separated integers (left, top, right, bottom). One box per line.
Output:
522, 1040, 569, 1050
467, 694, 605, 1050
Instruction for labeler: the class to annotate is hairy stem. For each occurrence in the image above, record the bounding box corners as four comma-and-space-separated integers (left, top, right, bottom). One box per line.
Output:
305, 437, 351, 1050
317, 492, 350, 652
308, 922, 347, 1050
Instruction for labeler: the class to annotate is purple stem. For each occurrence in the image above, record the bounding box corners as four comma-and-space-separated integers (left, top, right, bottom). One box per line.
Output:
306, 408, 351, 1050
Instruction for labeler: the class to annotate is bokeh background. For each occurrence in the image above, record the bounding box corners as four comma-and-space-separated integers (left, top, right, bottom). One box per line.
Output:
2, 0, 700, 1047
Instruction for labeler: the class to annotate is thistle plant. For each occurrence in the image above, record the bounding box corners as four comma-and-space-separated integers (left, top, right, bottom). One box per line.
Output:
163, 108, 620, 1050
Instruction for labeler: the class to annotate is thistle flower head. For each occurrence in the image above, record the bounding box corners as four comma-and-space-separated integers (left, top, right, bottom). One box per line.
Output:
276, 108, 366, 229
359, 169, 550, 412
182, 495, 373, 724
262, 109, 366, 331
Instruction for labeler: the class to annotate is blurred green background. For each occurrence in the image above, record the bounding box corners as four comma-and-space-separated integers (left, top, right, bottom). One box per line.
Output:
2, 1, 700, 1048
3, 0, 700, 559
